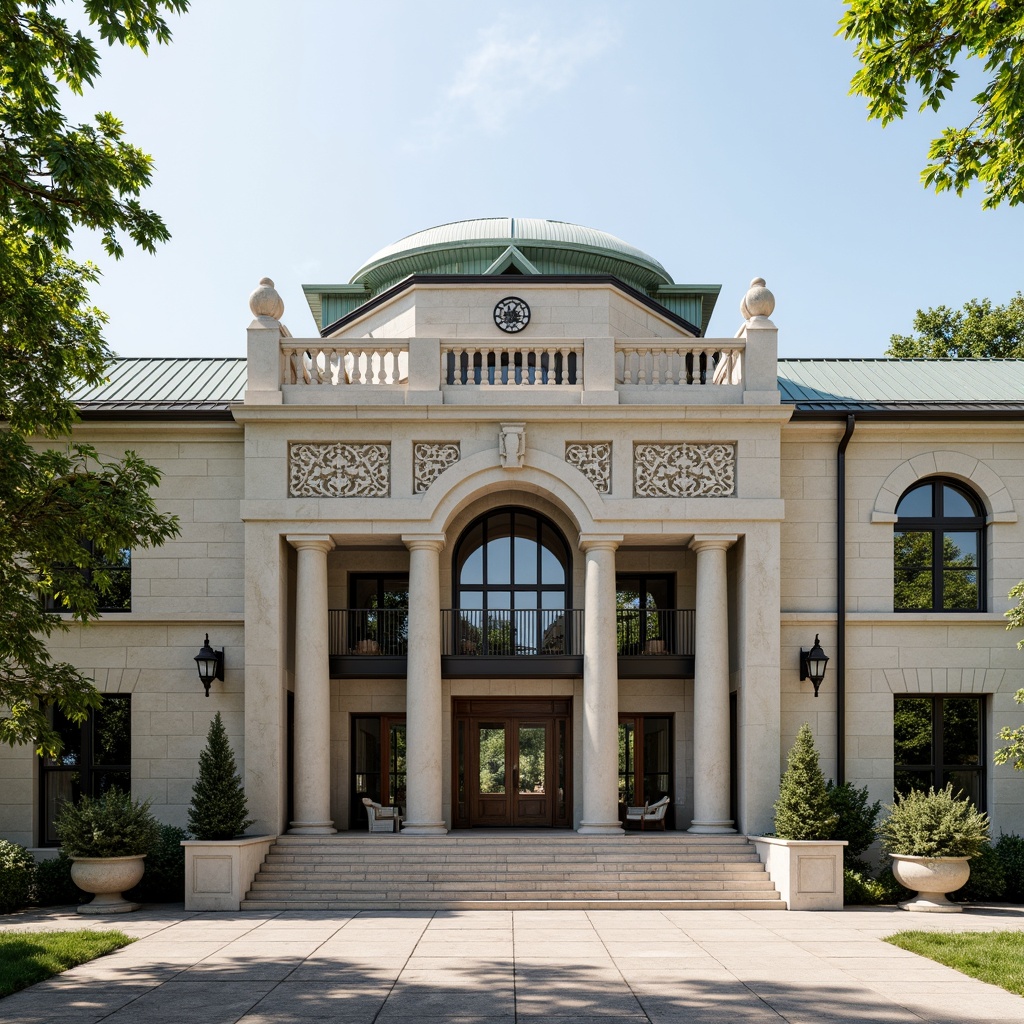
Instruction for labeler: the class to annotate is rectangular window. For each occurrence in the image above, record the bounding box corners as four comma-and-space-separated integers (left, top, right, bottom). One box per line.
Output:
347, 574, 409, 655
616, 574, 675, 654
40, 695, 132, 845
350, 714, 406, 829
893, 695, 984, 809
618, 714, 673, 825
44, 541, 131, 613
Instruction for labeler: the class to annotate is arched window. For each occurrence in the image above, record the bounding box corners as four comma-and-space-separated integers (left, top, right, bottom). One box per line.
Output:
894, 479, 985, 612
453, 509, 571, 655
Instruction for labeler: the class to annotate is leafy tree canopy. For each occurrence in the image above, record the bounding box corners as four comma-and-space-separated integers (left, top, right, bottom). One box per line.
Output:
839, 1, 1024, 208
1, 1, 187, 754
886, 293, 1024, 358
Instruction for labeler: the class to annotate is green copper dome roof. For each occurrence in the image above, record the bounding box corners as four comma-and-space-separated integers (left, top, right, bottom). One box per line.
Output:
350, 217, 674, 295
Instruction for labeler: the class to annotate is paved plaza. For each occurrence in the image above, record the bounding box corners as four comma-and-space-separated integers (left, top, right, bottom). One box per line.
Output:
0, 905, 1022, 1023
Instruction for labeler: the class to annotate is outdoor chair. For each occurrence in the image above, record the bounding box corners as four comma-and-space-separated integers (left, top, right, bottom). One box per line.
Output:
362, 797, 401, 833
624, 794, 670, 830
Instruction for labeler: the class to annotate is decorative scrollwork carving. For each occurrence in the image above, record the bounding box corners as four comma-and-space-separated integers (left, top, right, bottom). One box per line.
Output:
565, 442, 611, 493
288, 442, 390, 497
413, 442, 460, 493
633, 443, 735, 497
499, 423, 527, 469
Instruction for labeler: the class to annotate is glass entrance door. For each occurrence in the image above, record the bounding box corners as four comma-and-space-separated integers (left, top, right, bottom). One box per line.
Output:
453, 698, 571, 828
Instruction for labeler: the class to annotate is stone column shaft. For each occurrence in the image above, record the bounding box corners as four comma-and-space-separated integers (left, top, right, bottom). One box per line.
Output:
402, 536, 447, 835
287, 535, 336, 834
688, 535, 737, 834
579, 536, 624, 834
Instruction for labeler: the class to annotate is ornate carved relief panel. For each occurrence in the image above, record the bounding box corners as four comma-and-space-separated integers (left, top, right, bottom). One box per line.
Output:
288, 442, 391, 497
565, 442, 611, 493
633, 442, 735, 497
413, 442, 460, 493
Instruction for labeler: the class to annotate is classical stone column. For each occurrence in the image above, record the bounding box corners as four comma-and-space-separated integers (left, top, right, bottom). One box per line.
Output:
286, 535, 336, 834
578, 535, 624, 834
688, 535, 738, 833
402, 535, 448, 835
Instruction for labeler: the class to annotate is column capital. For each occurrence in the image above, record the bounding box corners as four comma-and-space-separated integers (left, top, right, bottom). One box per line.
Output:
578, 534, 623, 552
689, 534, 738, 553
402, 534, 446, 553
286, 534, 335, 554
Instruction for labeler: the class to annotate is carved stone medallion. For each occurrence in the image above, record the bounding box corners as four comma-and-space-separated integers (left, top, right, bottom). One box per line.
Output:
565, 442, 611, 493
414, 442, 460, 493
289, 442, 390, 497
633, 442, 735, 497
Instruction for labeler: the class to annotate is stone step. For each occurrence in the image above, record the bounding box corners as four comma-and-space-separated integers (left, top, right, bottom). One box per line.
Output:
240, 897, 788, 911
249, 874, 776, 891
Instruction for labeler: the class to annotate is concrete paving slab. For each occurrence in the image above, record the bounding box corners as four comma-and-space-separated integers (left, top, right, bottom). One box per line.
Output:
1, 904, 1022, 1024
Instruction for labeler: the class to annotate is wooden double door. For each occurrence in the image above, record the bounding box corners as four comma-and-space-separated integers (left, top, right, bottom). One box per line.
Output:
453, 698, 572, 828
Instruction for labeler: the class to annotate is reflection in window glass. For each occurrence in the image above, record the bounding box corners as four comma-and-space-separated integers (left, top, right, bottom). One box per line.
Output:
896, 484, 932, 518
479, 726, 506, 793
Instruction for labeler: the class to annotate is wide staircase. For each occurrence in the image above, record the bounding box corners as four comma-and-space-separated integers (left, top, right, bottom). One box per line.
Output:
240, 833, 784, 911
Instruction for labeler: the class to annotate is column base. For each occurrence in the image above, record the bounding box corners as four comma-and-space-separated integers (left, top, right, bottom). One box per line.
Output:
288, 821, 337, 835
577, 822, 625, 835
687, 820, 736, 834
401, 822, 448, 835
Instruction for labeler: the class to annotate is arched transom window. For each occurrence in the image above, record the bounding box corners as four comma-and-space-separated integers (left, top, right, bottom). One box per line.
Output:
453, 509, 571, 655
894, 479, 985, 612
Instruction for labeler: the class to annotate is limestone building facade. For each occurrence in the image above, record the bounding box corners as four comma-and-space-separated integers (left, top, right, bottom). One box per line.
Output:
3, 218, 1023, 852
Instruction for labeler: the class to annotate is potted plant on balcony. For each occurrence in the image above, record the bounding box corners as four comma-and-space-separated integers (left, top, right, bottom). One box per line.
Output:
55, 790, 160, 914
878, 783, 990, 913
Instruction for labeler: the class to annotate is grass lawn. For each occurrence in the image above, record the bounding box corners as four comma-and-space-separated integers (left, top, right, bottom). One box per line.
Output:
885, 931, 1024, 997
0, 930, 135, 999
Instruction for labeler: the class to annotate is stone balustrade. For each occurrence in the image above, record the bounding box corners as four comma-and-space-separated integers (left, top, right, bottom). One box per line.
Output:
281, 342, 409, 386
441, 341, 583, 387
616, 341, 744, 386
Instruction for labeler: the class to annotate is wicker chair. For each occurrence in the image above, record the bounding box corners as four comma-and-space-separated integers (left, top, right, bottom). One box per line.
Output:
362, 797, 401, 833
624, 794, 670, 831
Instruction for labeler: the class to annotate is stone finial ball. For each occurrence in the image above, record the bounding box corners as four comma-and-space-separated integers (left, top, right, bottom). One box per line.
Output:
741, 277, 775, 319
249, 276, 284, 320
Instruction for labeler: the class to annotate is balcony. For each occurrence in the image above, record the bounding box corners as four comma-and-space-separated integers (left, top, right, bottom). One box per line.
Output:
328, 608, 695, 679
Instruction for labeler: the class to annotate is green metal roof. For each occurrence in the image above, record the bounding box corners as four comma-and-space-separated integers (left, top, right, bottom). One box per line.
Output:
352, 218, 672, 291
779, 359, 1024, 411
64, 357, 1024, 418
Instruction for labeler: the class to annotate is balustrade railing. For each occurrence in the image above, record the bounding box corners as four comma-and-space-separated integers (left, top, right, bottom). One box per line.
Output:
329, 608, 409, 656
282, 342, 408, 386
614, 608, 695, 656
442, 342, 582, 386
615, 342, 743, 386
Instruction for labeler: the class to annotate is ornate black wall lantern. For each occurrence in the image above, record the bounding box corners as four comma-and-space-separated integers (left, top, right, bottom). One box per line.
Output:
800, 634, 829, 698
194, 634, 224, 697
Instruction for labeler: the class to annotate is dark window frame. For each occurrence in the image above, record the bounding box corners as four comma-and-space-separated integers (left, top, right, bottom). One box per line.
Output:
43, 540, 132, 614
349, 713, 406, 829
618, 714, 674, 828
39, 695, 132, 846
894, 478, 985, 613
893, 694, 986, 811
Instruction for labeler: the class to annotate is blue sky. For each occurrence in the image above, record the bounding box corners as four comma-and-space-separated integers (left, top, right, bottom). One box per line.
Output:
67, 1, 1022, 359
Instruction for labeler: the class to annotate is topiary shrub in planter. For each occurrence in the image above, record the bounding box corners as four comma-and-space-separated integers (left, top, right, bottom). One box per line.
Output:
774, 723, 839, 840
0, 839, 36, 913
188, 712, 253, 840
754, 724, 845, 910
55, 790, 160, 914
878, 784, 990, 913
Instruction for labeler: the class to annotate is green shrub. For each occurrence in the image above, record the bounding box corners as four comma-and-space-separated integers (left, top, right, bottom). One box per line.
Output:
994, 833, 1024, 902
188, 712, 253, 840
843, 867, 887, 905
951, 842, 1006, 902
877, 784, 990, 858
773, 723, 839, 840
0, 840, 36, 913
55, 791, 160, 858
827, 780, 882, 864
34, 852, 82, 906
126, 824, 187, 903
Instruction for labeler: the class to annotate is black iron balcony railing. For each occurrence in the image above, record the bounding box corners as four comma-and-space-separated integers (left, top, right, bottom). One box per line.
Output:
441, 609, 585, 657
614, 608, 695, 656
328, 607, 695, 678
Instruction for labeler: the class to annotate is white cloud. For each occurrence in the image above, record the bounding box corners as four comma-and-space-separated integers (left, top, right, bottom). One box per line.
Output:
408, 14, 618, 150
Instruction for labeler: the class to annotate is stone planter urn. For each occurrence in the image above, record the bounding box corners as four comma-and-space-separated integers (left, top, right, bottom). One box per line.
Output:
890, 854, 971, 913
70, 855, 146, 914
